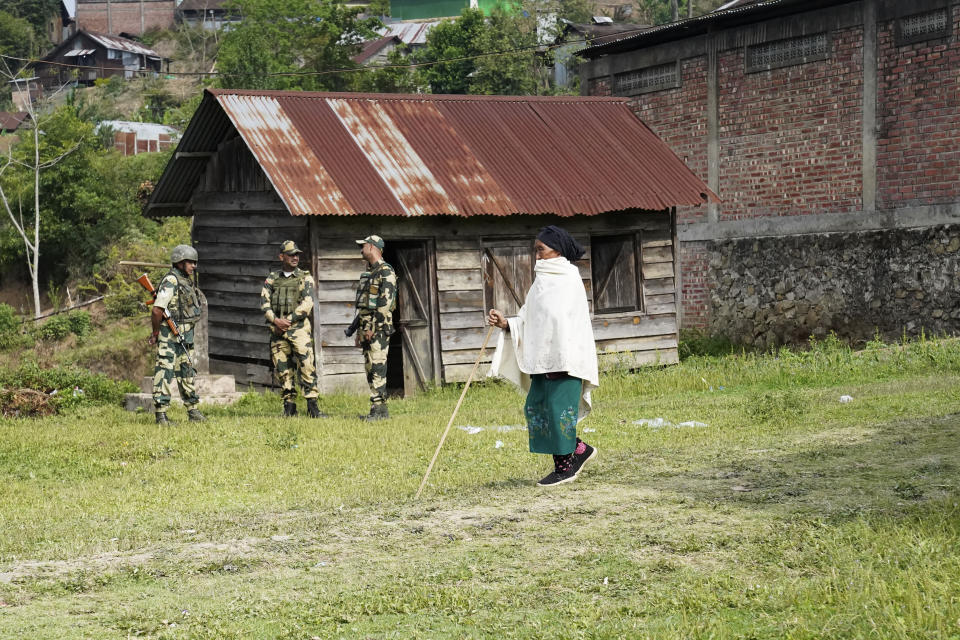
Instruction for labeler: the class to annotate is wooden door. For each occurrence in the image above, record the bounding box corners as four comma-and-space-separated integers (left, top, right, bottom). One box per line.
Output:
482, 238, 535, 317
390, 242, 438, 396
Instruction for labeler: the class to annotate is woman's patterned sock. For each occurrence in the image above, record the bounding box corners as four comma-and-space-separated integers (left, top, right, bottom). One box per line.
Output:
553, 453, 573, 473
574, 440, 587, 456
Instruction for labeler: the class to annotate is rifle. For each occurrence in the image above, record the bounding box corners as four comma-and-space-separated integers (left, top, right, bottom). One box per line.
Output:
136, 273, 195, 369
344, 314, 361, 338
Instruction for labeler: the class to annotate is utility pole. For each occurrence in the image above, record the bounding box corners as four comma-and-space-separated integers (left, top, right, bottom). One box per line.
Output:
671, 0, 679, 21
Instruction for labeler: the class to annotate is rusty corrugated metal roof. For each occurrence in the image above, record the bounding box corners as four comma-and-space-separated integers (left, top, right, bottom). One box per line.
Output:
148, 89, 715, 217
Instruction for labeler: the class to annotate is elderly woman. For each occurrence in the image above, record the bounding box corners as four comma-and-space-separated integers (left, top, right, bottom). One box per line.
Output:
487, 225, 599, 487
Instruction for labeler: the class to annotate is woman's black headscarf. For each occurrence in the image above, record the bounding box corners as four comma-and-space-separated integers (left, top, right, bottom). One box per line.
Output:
537, 225, 586, 262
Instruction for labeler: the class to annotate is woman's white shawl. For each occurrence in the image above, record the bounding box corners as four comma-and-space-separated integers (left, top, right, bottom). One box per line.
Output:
488, 257, 599, 421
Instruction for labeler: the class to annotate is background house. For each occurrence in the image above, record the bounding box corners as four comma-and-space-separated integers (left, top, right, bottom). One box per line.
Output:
353, 35, 403, 65
147, 89, 712, 394
96, 120, 179, 155
553, 17, 648, 89
580, 0, 960, 347
176, 0, 240, 31
0, 112, 29, 134
34, 30, 167, 88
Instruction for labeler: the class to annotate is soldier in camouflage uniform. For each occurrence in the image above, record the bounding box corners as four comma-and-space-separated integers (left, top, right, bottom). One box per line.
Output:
261, 240, 327, 418
354, 235, 397, 420
148, 244, 206, 425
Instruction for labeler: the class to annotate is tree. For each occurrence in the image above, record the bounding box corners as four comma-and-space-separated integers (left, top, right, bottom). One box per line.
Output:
412, 5, 548, 96
412, 9, 486, 94
0, 10, 34, 60
470, 5, 541, 95
0, 78, 88, 317
217, 0, 382, 92
350, 47, 419, 94
0, 0, 58, 52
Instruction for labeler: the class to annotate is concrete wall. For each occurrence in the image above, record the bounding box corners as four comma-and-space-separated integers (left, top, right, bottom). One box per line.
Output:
583, 0, 960, 343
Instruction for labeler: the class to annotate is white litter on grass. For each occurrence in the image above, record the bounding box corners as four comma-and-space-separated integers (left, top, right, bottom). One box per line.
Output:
495, 440, 504, 448
634, 417, 671, 428
583, 428, 596, 433
839, 395, 853, 403
457, 425, 484, 434
457, 424, 526, 434
634, 417, 709, 429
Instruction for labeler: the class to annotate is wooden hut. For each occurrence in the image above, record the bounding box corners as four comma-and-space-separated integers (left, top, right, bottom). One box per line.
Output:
34, 29, 166, 89
146, 89, 714, 395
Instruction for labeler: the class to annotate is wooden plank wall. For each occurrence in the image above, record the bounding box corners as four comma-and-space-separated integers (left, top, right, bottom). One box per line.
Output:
192, 192, 307, 387
309, 211, 678, 391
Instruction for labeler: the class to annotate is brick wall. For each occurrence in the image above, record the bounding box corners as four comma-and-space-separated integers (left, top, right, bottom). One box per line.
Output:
678, 241, 711, 328
76, 0, 175, 35
876, 5, 960, 208
625, 57, 709, 225
716, 27, 864, 221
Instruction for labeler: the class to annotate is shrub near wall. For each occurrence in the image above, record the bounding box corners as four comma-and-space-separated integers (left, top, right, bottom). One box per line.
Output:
708, 225, 960, 348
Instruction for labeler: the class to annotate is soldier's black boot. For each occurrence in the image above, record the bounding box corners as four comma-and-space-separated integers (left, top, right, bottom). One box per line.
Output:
155, 411, 173, 426
187, 408, 207, 422
283, 401, 298, 417
363, 403, 389, 421
306, 398, 328, 418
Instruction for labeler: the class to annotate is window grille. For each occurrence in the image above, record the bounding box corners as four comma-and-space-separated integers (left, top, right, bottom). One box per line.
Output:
897, 8, 950, 45
614, 62, 679, 95
746, 33, 828, 72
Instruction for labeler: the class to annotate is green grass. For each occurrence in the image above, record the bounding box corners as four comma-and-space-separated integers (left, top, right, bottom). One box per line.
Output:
1, 336, 960, 638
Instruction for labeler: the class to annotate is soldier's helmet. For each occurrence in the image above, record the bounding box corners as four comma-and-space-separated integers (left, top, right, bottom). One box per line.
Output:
171, 244, 199, 264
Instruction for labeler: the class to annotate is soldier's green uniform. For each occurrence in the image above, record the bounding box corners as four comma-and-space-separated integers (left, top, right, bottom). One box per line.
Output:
260, 244, 320, 410
355, 236, 397, 416
152, 266, 201, 412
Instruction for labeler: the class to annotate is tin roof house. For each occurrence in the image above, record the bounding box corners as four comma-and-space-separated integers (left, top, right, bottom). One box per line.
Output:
33, 29, 168, 88
147, 89, 713, 394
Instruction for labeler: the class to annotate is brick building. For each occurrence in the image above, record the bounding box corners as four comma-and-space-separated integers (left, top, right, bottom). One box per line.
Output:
76, 0, 175, 36
580, 0, 960, 346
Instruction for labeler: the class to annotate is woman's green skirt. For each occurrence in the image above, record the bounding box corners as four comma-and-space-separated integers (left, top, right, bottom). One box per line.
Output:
524, 373, 582, 455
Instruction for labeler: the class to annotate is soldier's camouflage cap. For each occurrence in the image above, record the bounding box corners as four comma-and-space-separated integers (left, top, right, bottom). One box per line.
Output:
280, 240, 303, 255
355, 235, 385, 250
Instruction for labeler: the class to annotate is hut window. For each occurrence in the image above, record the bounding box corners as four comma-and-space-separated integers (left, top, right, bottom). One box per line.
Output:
107, 49, 120, 60
896, 9, 950, 46
745, 33, 828, 73
591, 234, 641, 314
482, 238, 535, 318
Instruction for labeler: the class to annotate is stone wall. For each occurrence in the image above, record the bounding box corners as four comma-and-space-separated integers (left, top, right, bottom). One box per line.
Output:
708, 225, 960, 348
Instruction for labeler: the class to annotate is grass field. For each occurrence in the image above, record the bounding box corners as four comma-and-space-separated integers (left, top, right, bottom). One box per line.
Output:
1, 335, 959, 638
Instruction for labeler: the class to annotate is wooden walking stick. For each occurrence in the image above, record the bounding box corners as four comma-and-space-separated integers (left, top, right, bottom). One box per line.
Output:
416, 324, 497, 499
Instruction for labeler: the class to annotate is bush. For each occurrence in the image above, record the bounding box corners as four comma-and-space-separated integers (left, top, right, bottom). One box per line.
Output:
67, 311, 92, 342
0, 303, 23, 349
30, 310, 94, 343
33, 315, 72, 341
105, 288, 144, 319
